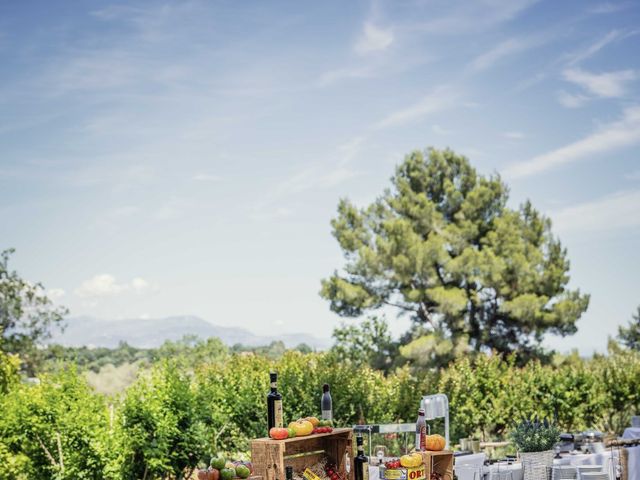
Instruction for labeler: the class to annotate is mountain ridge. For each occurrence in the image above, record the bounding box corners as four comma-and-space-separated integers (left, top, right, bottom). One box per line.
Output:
49, 315, 331, 350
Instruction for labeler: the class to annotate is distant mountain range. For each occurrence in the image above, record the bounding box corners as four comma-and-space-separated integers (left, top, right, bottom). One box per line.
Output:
49, 315, 331, 350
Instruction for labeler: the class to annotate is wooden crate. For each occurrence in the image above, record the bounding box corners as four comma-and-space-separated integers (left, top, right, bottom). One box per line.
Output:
421, 451, 453, 480
251, 428, 353, 480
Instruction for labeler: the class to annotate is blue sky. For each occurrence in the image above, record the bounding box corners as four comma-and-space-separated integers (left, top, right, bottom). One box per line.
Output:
1, 0, 639, 354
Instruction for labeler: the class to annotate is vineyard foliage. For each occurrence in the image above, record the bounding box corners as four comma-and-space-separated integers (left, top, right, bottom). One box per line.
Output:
1, 348, 640, 479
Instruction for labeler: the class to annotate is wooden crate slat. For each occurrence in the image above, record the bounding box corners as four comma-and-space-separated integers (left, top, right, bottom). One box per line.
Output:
251, 429, 354, 480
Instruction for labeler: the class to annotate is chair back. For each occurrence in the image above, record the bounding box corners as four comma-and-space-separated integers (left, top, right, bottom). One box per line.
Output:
454, 465, 484, 480
551, 466, 577, 480
578, 473, 608, 480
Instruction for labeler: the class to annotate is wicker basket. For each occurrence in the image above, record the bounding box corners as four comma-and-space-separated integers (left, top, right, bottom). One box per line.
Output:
519, 450, 554, 480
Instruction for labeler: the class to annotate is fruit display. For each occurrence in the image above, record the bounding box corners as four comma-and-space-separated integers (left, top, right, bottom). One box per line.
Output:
268, 416, 334, 440
196, 457, 253, 480
288, 419, 314, 436
425, 434, 445, 451
384, 459, 401, 469
399, 453, 422, 468
269, 427, 289, 440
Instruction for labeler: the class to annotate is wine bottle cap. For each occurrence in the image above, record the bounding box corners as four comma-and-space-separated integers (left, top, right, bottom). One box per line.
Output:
418, 408, 425, 416
356, 434, 364, 446
270, 372, 278, 382
323, 383, 330, 392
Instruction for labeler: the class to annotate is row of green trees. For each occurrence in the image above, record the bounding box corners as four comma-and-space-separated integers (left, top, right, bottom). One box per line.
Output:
2, 348, 639, 479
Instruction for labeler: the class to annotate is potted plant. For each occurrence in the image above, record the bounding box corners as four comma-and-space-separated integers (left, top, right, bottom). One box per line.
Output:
510, 417, 559, 480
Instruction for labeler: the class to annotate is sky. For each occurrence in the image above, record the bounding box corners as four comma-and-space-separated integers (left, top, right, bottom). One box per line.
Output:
1, 0, 639, 355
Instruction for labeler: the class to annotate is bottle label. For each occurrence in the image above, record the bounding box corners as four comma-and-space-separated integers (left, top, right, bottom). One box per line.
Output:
362, 462, 369, 480
274, 399, 283, 428
271, 382, 277, 388
304, 469, 322, 480
322, 410, 333, 420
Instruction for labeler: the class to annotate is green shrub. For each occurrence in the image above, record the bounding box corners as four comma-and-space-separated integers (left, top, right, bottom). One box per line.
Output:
510, 418, 560, 452
0, 367, 116, 479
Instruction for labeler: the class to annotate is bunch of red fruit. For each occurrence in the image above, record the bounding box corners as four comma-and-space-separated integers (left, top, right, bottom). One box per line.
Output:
313, 427, 334, 434
384, 459, 401, 469
324, 462, 341, 480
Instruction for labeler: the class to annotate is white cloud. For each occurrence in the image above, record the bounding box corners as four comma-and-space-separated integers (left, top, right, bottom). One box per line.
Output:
503, 131, 525, 140
562, 68, 637, 98
337, 135, 366, 164
375, 86, 460, 129
551, 190, 640, 235
354, 23, 394, 55
48, 288, 66, 300
588, 2, 633, 14
626, 170, 640, 181
557, 90, 590, 108
566, 30, 622, 66
414, 0, 540, 34
131, 277, 149, 292
75, 274, 151, 298
503, 106, 640, 179
193, 173, 222, 182
316, 67, 373, 87
432, 124, 452, 135
470, 38, 534, 71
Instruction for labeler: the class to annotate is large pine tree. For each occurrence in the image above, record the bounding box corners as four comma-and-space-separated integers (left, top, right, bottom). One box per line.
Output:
321, 148, 589, 359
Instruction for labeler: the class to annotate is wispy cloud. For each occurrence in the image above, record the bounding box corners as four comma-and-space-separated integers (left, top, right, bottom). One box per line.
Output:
375, 86, 460, 129
587, 2, 634, 14
566, 30, 622, 66
266, 135, 367, 201
193, 173, 223, 182
48, 288, 66, 301
75, 274, 152, 298
563, 67, 637, 97
626, 169, 640, 181
354, 22, 394, 55
503, 131, 526, 140
556, 90, 590, 108
413, 0, 540, 34
551, 189, 640, 235
470, 37, 544, 71
315, 66, 373, 87
503, 106, 640, 179
432, 124, 452, 136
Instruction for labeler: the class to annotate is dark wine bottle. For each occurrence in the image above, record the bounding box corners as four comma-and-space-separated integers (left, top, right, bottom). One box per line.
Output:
267, 371, 283, 431
354, 434, 369, 480
321, 383, 333, 421
286, 466, 293, 480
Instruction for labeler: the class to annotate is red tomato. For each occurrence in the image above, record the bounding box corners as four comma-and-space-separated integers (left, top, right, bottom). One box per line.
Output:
269, 427, 289, 440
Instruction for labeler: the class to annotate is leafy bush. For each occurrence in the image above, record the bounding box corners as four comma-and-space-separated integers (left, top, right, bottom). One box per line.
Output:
0, 367, 116, 479
2, 345, 640, 477
510, 418, 560, 452
116, 361, 209, 480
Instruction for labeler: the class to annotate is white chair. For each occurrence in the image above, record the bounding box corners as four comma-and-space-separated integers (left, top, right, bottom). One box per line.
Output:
578, 473, 608, 480
576, 466, 603, 480
488, 464, 514, 480
455, 452, 487, 480
455, 465, 484, 480
551, 466, 578, 480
